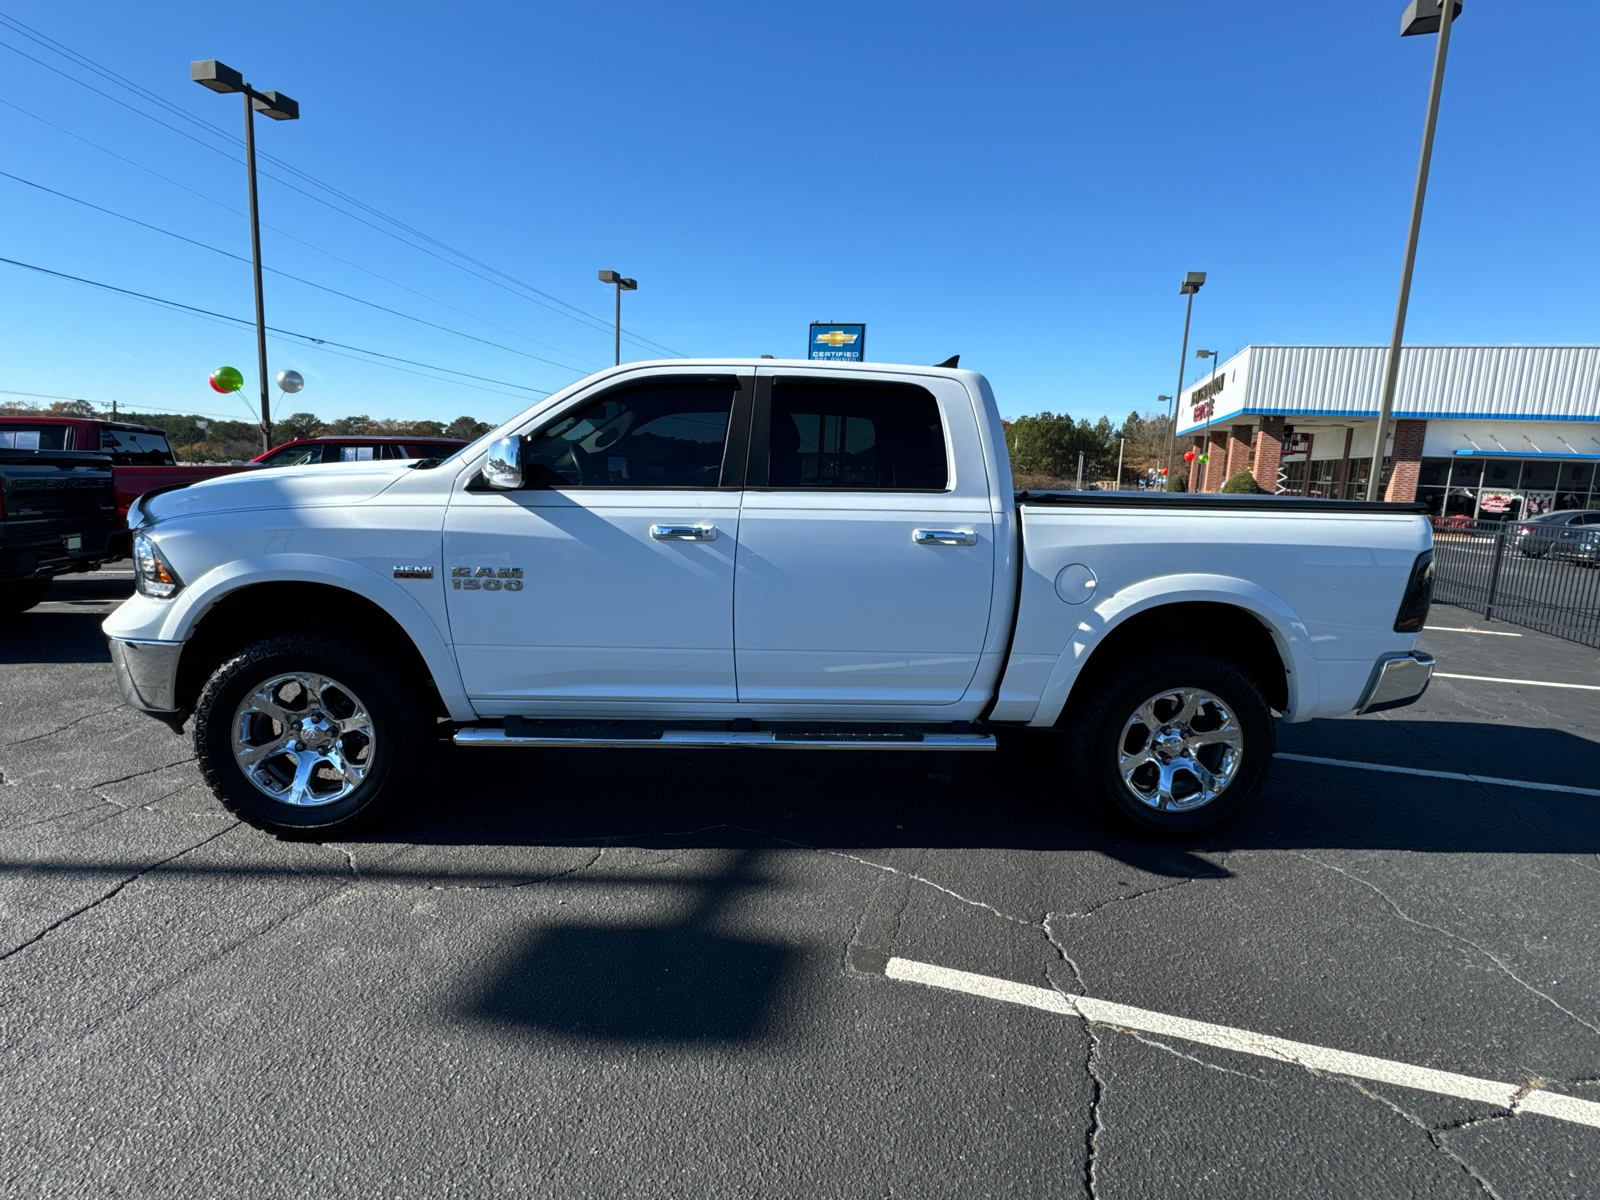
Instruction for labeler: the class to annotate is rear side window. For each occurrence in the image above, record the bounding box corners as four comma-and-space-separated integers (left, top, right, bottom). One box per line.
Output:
0, 426, 70, 451
258, 444, 325, 467
767, 380, 947, 490
523, 378, 737, 488
98, 428, 175, 466
338, 445, 377, 462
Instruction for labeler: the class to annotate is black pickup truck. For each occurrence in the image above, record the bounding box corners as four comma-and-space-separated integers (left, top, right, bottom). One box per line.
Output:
0, 444, 124, 613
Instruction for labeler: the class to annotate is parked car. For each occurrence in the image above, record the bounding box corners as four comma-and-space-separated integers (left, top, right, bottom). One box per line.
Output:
1509, 509, 1600, 557
0, 442, 123, 613
104, 360, 1435, 840
0, 416, 251, 522
253, 436, 468, 467
1550, 522, 1600, 567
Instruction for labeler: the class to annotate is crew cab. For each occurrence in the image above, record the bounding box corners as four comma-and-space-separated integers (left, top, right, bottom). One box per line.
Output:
102, 360, 1436, 838
0, 442, 122, 612
0, 416, 251, 521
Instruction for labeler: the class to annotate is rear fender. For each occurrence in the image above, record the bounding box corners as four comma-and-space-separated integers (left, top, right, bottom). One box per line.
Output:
1027, 573, 1318, 727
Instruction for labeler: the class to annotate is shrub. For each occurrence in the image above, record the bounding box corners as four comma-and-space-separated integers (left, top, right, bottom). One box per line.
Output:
1165, 474, 1187, 492
1222, 470, 1263, 494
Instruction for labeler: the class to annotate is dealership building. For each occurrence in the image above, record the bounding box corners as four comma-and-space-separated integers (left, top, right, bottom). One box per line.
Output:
1175, 345, 1600, 518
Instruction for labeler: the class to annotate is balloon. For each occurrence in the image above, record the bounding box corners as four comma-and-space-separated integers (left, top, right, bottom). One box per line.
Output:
1159, 467, 1169, 476
209, 366, 244, 394
277, 369, 304, 394
1183, 449, 1196, 462
1198, 454, 1209, 463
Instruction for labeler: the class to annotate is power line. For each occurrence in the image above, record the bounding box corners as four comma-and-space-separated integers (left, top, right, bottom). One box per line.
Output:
0, 255, 553, 399
0, 14, 688, 359
0, 92, 606, 369
0, 168, 594, 377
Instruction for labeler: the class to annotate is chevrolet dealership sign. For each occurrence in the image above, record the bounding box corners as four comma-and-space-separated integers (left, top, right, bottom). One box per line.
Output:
809, 323, 866, 362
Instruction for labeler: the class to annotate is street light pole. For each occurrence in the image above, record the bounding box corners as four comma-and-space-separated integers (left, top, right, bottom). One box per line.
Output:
1165, 272, 1206, 484
1194, 349, 1219, 489
242, 90, 270, 455
191, 61, 298, 455
1367, 0, 1462, 501
597, 270, 638, 365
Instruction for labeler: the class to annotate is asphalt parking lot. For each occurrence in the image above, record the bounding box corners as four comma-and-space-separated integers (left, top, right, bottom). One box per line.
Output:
4, 567, 1600, 1198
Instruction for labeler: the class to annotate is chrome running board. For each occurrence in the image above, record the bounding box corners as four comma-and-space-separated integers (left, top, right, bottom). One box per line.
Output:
453, 727, 996, 751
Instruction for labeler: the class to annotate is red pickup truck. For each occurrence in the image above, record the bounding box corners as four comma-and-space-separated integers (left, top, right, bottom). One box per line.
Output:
0, 417, 250, 520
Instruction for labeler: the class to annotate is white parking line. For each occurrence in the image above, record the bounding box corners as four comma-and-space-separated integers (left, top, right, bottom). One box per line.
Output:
1423, 625, 1522, 636
884, 958, 1600, 1129
1436, 672, 1600, 691
1274, 752, 1600, 797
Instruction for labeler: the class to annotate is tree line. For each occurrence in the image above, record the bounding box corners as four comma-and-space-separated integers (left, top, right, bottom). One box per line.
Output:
0, 399, 494, 462
1004, 409, 1176, 487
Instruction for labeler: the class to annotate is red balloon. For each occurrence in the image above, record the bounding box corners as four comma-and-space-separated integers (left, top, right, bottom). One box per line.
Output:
1183, 449, 1196, 462
1160, 467, 1169, 476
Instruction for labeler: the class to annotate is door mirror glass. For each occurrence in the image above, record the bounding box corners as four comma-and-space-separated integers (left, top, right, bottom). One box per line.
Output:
483, 435, 523, 489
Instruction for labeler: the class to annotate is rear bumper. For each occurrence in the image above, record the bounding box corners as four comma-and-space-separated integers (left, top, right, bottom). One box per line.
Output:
1354, 651, 1435, 715
0, 529, 127, 581
108, 637, 184, 713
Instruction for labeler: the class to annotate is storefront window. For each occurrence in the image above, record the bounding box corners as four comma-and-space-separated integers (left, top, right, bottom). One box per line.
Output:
1522, 460, 1559, 490
1418, 458, 1451, 486
1483, 460, 1519, 488
1450, 458, 1484, 488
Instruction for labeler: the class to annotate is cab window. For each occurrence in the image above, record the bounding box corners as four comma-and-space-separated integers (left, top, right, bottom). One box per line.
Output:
766, 380, 947, 490
0, 426, 70, 451
98, 428, 176, 466
258, 444, 327, 467
522, 378, 737, 488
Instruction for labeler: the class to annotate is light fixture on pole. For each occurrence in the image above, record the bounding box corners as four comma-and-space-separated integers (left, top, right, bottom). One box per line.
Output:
1164, 273, 1206, 483
1367, 0, 1462, 501
191, 60, 299, 455
597, 270, 637, 366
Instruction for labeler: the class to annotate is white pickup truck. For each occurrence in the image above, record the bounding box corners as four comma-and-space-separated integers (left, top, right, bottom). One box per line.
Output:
104, 360, 1435, 838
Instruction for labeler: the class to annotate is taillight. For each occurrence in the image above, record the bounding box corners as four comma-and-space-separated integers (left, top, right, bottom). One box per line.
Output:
1393, 550, 1434, 633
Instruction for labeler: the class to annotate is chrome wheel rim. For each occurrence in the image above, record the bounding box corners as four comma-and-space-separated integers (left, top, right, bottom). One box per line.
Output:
232, 672, 376, 808
1116, 687, 1243, 812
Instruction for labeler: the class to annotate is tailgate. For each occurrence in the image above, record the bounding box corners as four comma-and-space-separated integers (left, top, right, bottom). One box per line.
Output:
0, 450, 120, 565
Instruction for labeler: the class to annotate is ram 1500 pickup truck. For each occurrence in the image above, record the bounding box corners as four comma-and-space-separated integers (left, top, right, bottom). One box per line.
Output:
103, 360, 1436, 838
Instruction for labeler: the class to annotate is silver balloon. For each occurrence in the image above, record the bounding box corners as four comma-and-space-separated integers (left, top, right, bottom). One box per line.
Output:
276, 369, 305, 394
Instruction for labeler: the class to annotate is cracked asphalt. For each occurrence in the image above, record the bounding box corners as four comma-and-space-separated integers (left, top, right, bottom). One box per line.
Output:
3, 568, 1599, 1197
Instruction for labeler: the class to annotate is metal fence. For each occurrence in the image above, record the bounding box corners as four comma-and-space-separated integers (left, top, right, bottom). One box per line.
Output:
1430, 518, 1600, 649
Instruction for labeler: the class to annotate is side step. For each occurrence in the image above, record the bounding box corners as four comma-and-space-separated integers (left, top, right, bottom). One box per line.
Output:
453, 725, 996, 752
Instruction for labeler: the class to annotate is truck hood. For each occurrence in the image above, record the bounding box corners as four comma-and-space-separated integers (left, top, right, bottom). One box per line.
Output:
137, 461, 410, 526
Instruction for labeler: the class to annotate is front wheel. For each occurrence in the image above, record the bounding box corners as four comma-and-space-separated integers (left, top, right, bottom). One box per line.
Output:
1065, 651, 1274, 840
194, 632, 426, 834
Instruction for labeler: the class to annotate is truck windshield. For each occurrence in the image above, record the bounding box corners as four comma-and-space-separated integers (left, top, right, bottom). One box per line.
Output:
98, 429, 175, 466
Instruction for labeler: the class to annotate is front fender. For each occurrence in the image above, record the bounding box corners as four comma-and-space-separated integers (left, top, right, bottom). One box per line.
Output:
1027, 573, 1319, 728
107, 554, 473, 722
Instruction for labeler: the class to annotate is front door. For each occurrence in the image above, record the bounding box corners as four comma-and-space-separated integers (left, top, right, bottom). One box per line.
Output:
444, 372, 750, 708
732, 370, 996, 706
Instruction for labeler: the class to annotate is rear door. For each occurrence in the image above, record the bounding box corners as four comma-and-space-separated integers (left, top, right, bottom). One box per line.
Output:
732, 369, 996, 705
443, 371, 751, 707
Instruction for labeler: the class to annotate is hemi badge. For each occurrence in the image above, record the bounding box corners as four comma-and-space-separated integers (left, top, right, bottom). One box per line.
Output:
393, 565, 434, 579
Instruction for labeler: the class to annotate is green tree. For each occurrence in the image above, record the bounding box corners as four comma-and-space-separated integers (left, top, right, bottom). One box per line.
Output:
277, 412, 324, 441
444, 415, 493, 441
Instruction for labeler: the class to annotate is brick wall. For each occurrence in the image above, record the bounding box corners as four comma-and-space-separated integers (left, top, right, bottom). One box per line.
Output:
1384, 419, 1427, 503
1253, 416, 1286, 492
1203, 428, 1229, 491
1226, 424, 1253, 482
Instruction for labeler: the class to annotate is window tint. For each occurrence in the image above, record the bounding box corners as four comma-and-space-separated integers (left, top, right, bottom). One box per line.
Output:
97, 428, 175, 466
767, 381, 946, 490
259, 443, 326, 467
523, 379, 736, 488
338, 445, 377, 462
0, 426, 70, 451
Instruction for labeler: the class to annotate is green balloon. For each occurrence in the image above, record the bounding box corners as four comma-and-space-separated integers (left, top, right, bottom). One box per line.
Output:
210, 365, 244, 394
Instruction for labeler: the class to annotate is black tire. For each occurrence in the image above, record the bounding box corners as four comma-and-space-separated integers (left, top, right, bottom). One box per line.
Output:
0, 579, 51, 615
1065, 650, 1275, 840
194, 631, 426, 835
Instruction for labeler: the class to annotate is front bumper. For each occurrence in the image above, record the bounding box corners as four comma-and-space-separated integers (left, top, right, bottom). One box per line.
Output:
109, 637, 184, 714
1354, 651, 1435, 715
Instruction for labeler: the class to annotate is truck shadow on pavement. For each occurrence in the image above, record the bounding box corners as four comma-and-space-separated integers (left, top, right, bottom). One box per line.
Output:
456, 850, 796, 1043
0, 611, 113, 665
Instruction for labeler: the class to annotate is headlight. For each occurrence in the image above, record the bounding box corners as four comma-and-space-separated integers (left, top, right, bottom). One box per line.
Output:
133, 533, 184, 599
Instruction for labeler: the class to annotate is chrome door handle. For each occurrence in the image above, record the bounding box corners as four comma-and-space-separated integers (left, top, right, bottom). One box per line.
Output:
650, 524, 717, 541
913, 529, 977, 546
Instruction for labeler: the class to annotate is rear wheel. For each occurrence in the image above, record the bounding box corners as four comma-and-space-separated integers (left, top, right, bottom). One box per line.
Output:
1066, 650, 1274, 839
194, 632, 426, 834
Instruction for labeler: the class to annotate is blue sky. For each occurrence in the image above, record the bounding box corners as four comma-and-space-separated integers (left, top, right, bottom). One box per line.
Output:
1, 1, 1596, 429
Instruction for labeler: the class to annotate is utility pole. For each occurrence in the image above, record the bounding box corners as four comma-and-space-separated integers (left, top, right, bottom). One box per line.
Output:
1368, 1, 1462, 501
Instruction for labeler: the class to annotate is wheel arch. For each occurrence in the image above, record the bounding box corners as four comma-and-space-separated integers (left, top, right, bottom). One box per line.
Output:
165, 559, 471, 721
1028, 576, 1315, 728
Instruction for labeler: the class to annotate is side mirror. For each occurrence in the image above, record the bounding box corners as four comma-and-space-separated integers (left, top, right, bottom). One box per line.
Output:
483, 435, 523, 489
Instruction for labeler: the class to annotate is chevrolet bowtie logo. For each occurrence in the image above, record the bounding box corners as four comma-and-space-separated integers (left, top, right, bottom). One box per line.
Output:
814, 331, 858, 346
